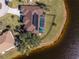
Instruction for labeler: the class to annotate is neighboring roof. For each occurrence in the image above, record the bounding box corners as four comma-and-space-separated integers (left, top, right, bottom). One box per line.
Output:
0, 32, 6, 44
0, 31, 15, 54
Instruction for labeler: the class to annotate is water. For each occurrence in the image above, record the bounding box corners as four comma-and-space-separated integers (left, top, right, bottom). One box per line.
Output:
13, 0, 79, 59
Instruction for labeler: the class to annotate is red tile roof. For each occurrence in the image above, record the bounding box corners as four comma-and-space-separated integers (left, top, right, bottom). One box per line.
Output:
20, 5, 44, 33
0, 31, 15, 54
27, 25, 35, 32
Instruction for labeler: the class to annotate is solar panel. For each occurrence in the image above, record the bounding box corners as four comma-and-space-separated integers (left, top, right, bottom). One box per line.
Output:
39, 15, 45, 32
40, 15, 45, 27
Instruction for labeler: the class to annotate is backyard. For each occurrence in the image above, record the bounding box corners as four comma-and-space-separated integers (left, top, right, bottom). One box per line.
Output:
37, 0, 66, 43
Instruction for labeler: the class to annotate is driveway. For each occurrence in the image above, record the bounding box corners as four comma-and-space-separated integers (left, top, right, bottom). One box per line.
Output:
8, 7, 20, 16
0, 0, 8, 17
0, 0, 20, 17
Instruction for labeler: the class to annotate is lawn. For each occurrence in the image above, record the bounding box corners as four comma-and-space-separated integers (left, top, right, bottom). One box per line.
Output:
36, 0, 66, 43
7, 0, 19, 8
0, 48, 21, 59
0, 13, 20, 32
7, 0, 29, 8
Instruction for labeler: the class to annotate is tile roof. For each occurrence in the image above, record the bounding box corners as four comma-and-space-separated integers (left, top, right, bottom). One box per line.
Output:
20, 5, 44, 33
27, 25, 35, 32
0, 31, 15, 54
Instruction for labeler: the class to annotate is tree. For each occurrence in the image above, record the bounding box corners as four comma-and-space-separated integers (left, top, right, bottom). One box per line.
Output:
14, 24, 41, 55
15, 31, 41, 55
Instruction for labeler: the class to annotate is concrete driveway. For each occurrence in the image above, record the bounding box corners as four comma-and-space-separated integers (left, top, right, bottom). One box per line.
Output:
8, 7, 20, 16
0, 0, 20, 17
0, 0, 8, 17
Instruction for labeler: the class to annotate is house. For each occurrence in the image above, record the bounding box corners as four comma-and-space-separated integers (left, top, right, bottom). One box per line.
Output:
0, 31, 15, 55
19, 5, 45, 34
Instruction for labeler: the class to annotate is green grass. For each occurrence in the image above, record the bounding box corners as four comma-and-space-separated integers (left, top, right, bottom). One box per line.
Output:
0, 13, 20, 31
7, 0, 20, 8
7, 0, 29, 8
37, 0, 66, 42
0, 48, 21, 59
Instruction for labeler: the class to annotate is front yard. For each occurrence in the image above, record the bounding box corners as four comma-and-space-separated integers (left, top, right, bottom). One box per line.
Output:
0, 13, 20, 32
